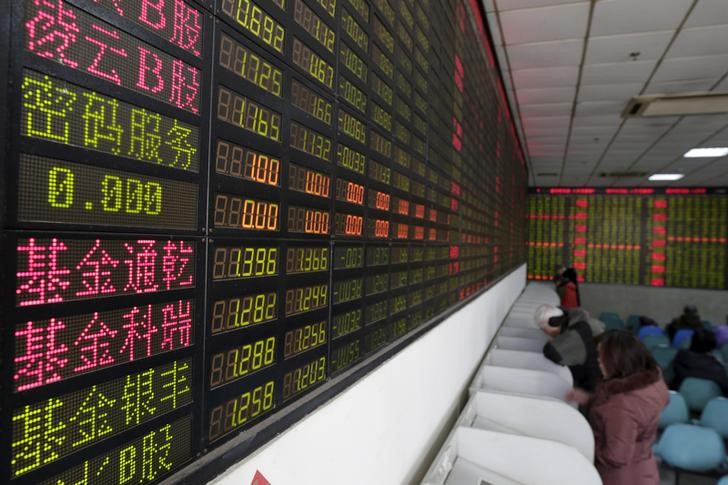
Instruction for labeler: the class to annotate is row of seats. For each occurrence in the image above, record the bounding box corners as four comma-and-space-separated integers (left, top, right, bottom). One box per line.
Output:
656, 393, 728, 476
421, 282, 601, 485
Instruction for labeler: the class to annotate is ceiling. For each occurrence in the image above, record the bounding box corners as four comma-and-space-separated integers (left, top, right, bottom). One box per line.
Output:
482, 0, 728, 187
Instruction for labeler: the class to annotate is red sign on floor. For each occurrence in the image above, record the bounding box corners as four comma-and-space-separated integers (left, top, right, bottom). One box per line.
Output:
251, 470, 271, 485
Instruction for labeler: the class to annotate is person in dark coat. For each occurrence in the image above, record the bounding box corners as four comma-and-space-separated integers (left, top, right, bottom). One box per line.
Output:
666, 305, 702, 340
534, 304, 603, 392
554, 266, 581, 308
671, 328, 728, 396
567, 331, 669, 485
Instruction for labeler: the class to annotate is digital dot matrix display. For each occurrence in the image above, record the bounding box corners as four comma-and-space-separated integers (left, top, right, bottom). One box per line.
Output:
528, 190, 728, 289
2, 0, 527, 482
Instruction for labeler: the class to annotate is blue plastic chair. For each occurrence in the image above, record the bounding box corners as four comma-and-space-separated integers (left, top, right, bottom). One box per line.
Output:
651, 345, 677, 370
672, 328, 694, 349
700, 397, 728, 439
638, 325, 665, 341
655, 424, 726, 472
599, 311, 621, 322
603, 318, 625, 331
626, 314, 641, 333
642, 334, 670, 350
651, 346, 677, 383
716, 326, 728, 347
702, 320, 713, 330
718, 476, 728, 485
678, 377, 723, 413
659, 391, 689, 430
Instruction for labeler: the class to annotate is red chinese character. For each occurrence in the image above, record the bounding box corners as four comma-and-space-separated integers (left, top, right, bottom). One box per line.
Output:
170, 0, 202, 56
76, 240, 120, 297
14, 319, 69, 391
85, 23, 129, 85
161, 300, 192, 350
92, 0, 124, 15
168, 59, 199, 113
120, 305, 158, 361
25, 0, 80, 68
162, 241, 193, 290
16, 238, 71, 306
124, 240, 159, 293
73, 312, 118, 372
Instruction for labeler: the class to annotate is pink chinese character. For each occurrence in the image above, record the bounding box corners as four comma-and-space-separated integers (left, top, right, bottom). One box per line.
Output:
14, 319, 69, 391
120, 305, 158, 361
73, 312, 118, 372
162, 241, 193, 290
170, 0, 202, 56
76, 240, 120, 297
161, 300, 192, 350
124, 240, 160, 293
85, 23, 129, 85
16, 238, 71, 306
168, 59, 199, 113
25, 0, 80, 68
92, 0, 124, 15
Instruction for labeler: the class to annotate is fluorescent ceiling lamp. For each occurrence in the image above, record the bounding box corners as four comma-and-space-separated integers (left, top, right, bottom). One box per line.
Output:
683, 147, 728, 158
648, 173, 684, 181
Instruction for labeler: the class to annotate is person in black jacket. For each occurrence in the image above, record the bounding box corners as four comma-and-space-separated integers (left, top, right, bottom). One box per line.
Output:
534, 304, 603, 392
671, 328, 728, 396
666, 305, 702, 340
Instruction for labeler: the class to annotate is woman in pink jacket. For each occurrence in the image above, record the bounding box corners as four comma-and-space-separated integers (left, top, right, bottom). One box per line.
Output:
568, 331, 669, 485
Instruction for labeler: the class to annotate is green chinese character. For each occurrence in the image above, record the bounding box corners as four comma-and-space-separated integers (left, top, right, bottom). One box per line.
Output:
141, 423, 173, 481
121, 368, 156, 426
11, 398, 67, 477
22, 74, 76, 143
82, 91, 123, 154
68, 385, 116, 448
129, 108, 162, 164
165, 120, 196, 169
160, 360, 190, 409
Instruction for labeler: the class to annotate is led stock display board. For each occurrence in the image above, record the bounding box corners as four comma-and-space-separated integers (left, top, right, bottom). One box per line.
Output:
528, 188, 728, 289
0, 0, 526, 482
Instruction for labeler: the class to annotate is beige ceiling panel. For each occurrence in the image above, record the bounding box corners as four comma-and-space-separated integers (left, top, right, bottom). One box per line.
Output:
581, 60, 657, 84
519, 102, 573, 117
713, 76, 728, 91
645, 80, 719, 95
667, 25, 728, 58
585, 31, 675, 64
574, 101, 625, 116
578, 83, 643, 102
500, 3, 589, 45
507, 39, 583, 69
493, 0, 587, 11
517, 86, 576, 104
483, 0, 496, 12
572, 113, 623, 125
512, 66, 580, 89
652, 55, 728, 82
591, 0, 693, 36
684, 0, 728, 28
523, 125, 571, 136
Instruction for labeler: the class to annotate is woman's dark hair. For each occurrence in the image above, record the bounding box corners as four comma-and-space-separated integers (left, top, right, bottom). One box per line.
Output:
598, 330, 658, 379
689, 328, 716, 353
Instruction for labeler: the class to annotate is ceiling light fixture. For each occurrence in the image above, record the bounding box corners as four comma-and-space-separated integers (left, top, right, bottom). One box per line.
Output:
683, 147, 728, 158
648, 173, 684, 181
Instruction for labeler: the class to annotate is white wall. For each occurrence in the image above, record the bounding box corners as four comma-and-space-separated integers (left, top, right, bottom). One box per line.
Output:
580, 283, 728, 326
209, 265, 526, 485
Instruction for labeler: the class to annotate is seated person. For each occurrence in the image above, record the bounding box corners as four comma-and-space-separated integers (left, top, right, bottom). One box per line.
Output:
671, 328, 728, 396
666, 305, 702, 340
535, 304, 602, 392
